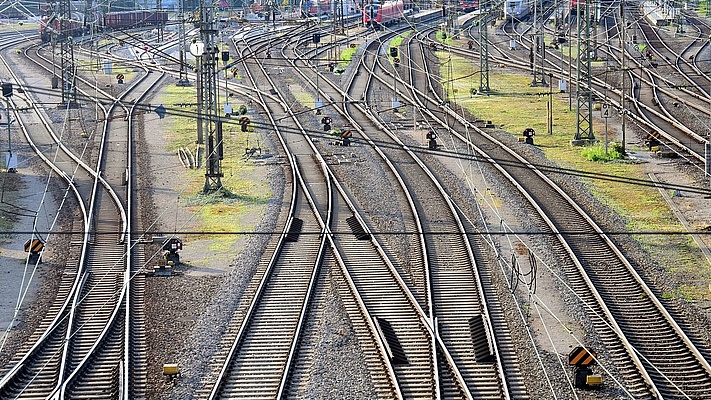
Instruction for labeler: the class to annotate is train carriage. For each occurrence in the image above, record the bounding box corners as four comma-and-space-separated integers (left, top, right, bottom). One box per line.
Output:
39, 6, 168, 41
364, 0, 405, 29
300, 0, 360, 18
104, 10, 168, 30
39, 13, 85, 42
460, 0, 479, 11
504, 0, 530, 19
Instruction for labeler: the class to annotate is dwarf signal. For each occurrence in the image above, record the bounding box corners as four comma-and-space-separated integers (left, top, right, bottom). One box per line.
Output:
568, 346, 602, 390
239, 116, 250, 132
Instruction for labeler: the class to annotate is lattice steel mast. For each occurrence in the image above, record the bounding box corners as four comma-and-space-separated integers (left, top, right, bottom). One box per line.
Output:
574, 0, 594, 142
157, 0, 164, 41
178, 0, 190, 85
198, 0, 223, 192
58, 0, 77, 106
478, 0, 490, 93
531, 0, 546, 86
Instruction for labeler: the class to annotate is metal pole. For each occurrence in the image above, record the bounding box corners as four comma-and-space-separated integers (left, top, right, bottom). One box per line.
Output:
196, 56, 203, 144
538, 0, 546, 86
531, 0, 538, 85
549, 73, 553, 134
224, 32, 229, 115
6, 96, 13, 173
620, 0, 626, 153
568, 4, 572, 111
177, 0, 190, 86
605, 112, 609, 157
315, 40, 321, 114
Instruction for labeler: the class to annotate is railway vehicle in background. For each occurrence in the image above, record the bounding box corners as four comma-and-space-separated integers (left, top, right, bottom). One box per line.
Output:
300, 0, 361, 18
301, 0, 332, 16
504, 0, 530, 19
460, 0, 478, 11
39, 7, 168, 41
39, 12, 85, 42
570, 0, 584, 11
104, 10, 168, 30
364, 0, 405, 29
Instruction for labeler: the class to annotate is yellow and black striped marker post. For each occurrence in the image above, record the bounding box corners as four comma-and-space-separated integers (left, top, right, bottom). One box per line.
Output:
24, 239, 45, 254
568, 346, 596, 366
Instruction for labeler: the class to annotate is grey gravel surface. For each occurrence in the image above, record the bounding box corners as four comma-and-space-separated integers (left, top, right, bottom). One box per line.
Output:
4, 28, 711, 400
124, 48, 711, 399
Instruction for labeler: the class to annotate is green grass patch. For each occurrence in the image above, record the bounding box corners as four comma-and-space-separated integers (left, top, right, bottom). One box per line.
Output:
437, 52, 711, 302
290, 84, 317, 110
337, 46, 357, 72
340, 46, 356, 62
387, 30, 413, 65
159, 85, 271, 248
581, 142, 624, 161
436, 30, 455, 45
390, 30, 412, 48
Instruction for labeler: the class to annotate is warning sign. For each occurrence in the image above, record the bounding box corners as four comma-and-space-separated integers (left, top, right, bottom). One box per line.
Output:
569, 346, 597, 366
24, 238, 45, 253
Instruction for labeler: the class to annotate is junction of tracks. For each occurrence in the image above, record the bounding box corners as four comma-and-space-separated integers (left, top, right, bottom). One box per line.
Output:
2, 2, 711, 399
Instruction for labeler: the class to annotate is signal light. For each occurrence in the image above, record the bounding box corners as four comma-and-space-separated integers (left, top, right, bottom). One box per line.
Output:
239, 116, 250, 132
389, 47, 398, 57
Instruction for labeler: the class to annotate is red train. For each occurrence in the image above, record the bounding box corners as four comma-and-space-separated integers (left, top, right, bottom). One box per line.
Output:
363, 0, 405, 29
460, 0, 479, 11
39, 14, 84, 43
302, 0, 332, 17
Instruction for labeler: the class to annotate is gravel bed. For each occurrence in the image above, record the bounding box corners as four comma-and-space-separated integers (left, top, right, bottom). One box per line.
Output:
144, 41, 711, 399
136, 80, 288, 398
293, 261, 378, 399
5, 27, 711, 400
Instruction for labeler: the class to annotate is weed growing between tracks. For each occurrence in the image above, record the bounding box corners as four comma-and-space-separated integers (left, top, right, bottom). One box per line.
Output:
437, 52, 711, 303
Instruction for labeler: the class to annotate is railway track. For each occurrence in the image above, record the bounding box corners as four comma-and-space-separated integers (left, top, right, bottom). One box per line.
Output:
281, 19, 517, 397
378, 23, 711, 398
467, 5, 711, 171
0, 32, 164, 398
4, 7, 711, 398
197, 19, 503, 398
202, 25, 431, 398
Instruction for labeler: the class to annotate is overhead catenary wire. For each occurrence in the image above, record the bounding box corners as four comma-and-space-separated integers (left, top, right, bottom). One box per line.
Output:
2, 10, 708, 396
